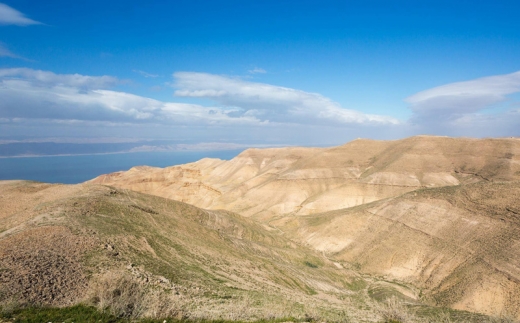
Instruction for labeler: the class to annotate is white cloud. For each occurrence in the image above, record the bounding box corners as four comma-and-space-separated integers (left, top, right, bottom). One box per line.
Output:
0, 68, 410, 147
0, 43, 20, 58
0, 3, 41, 26
0, 68, 119, 89
405, 70, 520, 136
132, 69, 159, 78
248, 67, 267, 74
173, 72, 400, 125
0, 68, 400, 130
3, 67, 520, 144
0, 68, 263, 126
406, 70, 520, 115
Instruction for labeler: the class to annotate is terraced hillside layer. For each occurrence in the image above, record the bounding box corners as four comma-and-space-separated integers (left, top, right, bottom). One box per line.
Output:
273, 181, 520, 318
90, 136, 520, 221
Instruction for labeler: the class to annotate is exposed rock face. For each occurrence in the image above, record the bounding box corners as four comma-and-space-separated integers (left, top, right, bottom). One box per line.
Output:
90, 136, 520, 220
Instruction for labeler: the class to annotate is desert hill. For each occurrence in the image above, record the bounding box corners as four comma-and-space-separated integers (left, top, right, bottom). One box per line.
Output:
0, 180, 386, 321
87, 135, 520, 319
273, 180, 520, 317
1, 180, 510, 322
90, 136, 520, 221
2, 136, 520, 321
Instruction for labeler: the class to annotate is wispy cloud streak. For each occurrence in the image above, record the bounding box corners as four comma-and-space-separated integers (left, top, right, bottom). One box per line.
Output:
0, 68, 119, 89
0, 43, 17, 57
133, 69, 159, 78
0, 3, 41, 26
248, 67, 266, 74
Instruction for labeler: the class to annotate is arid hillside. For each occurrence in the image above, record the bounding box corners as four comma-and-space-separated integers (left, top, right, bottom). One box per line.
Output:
2, 136, 520, 321
2, 180, 514, 322
90, 136, 520, 221
273, 181, 520, 318
0, 180, 386, 321
88, 136, 520, 319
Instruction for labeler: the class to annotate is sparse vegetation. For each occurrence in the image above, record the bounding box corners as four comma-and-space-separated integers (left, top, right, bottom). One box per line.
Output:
88, 271, 184, 319
375, 297, 415, 323
304, 261, 318, 268
0, 304, 122, 323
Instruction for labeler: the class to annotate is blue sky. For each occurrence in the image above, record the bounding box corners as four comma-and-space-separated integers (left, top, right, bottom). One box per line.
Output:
1, 0, 520, 151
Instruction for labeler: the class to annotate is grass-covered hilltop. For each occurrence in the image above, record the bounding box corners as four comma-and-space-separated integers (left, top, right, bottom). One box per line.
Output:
1, 136, 520, 323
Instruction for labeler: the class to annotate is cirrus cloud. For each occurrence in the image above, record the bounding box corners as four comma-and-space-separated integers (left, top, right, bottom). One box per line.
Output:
0, 68, 119, 89
248, 67, 267, 74
0, 43, 20, 58
132, 69, 159, 78
0, 3, 41, 26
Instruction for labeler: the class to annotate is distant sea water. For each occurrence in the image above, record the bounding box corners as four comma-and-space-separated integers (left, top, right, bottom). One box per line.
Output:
0, 150, 243, 184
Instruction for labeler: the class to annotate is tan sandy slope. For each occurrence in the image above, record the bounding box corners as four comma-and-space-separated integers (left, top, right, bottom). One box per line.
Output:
0, 180, 383, 321
2, 180, 511, 322
274, 181, 520, 318
88, 135, 520, 318
90, 136, 520, 221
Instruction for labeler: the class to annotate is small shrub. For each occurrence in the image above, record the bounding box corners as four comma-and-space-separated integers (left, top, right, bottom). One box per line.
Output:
90, 272, 147, 318
304, 261, 318, 268
375, 296, 415, 323
88, 271, 190, 320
